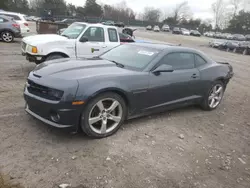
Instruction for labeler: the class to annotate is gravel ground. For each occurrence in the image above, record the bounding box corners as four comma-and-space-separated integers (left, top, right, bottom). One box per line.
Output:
0, 26, 250, 188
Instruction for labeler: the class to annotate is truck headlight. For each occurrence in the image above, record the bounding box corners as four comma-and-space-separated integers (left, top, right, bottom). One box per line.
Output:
27, 45, 38, 54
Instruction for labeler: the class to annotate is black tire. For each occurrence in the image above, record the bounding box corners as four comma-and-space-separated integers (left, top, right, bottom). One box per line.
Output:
45, 53, 65, 61
200, 80, 225, 111
81, 92, 127, 138
1, 31, 14, 43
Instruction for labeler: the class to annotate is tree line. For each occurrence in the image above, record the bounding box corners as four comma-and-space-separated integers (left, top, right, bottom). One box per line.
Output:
1, 0, 249, 34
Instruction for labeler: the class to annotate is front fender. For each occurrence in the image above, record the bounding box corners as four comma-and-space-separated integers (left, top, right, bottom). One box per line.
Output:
75, 81, 131, 103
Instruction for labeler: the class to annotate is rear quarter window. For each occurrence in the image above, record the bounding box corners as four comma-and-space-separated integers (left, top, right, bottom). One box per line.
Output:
108, 28, 118, 42
195, 55, 207, 67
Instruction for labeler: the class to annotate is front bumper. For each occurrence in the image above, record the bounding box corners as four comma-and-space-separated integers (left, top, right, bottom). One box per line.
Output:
22, 52, 44, 63
24, 89, 82, 131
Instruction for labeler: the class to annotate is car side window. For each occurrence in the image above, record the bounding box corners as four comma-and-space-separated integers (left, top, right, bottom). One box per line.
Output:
108, 28, 118, 42
195, 54, 207, 67
0, 17, 5, 23
160, 52, 195, 70
82, 27, 104, 42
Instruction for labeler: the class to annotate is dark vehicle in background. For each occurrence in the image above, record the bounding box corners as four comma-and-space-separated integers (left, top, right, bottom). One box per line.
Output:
24, 43, 233, 138
146, 25, 152, 30
114, 21, 125, 28
245, 34, 250, 41
172, 27, 181, 34
119, 32, 134, 43
0, 15, 21, 42
234, 41, 250, 55
232, 34, 245, 41
218, 41, 239, 52
190, 30, 201, 37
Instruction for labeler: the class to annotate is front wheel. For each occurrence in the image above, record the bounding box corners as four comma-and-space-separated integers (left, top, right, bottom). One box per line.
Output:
45, 53, 65, 61
1, 31, 14, 43
81, 92, 127, 138
201, 81, 225, 111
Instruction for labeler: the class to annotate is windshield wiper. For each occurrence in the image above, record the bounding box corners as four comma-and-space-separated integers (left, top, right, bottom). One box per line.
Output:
110, 60, 124, 68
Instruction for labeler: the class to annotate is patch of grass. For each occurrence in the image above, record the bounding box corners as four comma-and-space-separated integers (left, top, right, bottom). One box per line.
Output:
0, 173, 23, 188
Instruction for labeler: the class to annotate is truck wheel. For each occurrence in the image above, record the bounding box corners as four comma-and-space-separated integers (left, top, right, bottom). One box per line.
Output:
46, 54, 65, 61
1, 31, 14, 43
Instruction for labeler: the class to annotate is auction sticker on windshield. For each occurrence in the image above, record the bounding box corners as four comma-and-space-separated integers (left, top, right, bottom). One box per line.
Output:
138, 50, 155, 56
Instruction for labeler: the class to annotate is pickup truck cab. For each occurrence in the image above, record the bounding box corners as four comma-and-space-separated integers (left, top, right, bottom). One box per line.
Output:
21, 22, 120, 64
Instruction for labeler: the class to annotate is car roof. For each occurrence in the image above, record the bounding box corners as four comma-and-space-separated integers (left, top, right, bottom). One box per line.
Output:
0, 15, 13, 20
127, 43, 198, 52
0, 11, 25, 16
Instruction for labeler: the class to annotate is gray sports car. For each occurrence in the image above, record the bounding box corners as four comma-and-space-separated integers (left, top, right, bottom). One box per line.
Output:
24, 43, 233, 138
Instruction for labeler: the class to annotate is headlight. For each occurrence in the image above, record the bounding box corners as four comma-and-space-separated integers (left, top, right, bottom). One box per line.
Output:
27, 45, 38, 54
48, 89, 64, 100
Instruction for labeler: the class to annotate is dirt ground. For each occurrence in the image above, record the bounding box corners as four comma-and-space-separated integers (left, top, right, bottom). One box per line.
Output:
0, 25, 250, 188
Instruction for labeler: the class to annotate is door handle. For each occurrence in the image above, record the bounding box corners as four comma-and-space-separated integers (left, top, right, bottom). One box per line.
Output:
102, 45, 107, 48
191, 74, 198, 78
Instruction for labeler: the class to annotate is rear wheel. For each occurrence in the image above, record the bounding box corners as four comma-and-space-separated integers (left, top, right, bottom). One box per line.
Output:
81, 92, 127, 138
1, 31, 14, 43
201, 81, 225, 111
226, 47, 230, 52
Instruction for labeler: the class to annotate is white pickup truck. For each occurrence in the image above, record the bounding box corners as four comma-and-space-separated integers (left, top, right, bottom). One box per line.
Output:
21, 22, 121, 64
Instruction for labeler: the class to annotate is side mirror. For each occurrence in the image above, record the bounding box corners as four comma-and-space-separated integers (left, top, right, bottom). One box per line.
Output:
152, 64, 173, 75
79, 36, 88, 42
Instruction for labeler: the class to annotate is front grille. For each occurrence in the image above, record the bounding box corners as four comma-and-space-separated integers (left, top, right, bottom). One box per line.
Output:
22, 42, 27, 51
27, 80, 63, 101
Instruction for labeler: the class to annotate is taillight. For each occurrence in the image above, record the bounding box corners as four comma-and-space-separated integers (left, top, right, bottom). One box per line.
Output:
12, 24, 20, 29
24, 22, 28, 26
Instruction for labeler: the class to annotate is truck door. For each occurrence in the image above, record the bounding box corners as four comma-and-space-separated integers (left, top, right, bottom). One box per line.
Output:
76, 26, 106, 58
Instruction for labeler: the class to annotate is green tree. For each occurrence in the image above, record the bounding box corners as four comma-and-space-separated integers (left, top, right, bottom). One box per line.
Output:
83, 0, 103, 17
0, 0, 9, 10
227, 10, 250, 33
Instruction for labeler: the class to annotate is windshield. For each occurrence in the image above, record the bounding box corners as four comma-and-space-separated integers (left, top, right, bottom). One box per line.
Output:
61, 23, 86, 39
100, 45, 160, 70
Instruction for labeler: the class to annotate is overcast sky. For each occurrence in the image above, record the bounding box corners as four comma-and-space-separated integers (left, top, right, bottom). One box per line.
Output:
66, 0, 216, 20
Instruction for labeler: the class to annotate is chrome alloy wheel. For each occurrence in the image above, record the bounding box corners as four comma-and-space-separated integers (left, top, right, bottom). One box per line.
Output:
2, 32, 13, 42
88, 98, 123, 134
208, 84, 224, 108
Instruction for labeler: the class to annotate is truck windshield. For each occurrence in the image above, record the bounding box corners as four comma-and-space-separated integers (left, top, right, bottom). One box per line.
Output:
61, 23, 86, 39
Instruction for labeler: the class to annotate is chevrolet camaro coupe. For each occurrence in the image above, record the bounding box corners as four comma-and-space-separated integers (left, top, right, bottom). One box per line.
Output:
24, 43, 233, 138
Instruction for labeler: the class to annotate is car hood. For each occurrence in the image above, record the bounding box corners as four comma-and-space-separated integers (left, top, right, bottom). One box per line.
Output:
22, 34, 68, 46
32, 58, 134, 80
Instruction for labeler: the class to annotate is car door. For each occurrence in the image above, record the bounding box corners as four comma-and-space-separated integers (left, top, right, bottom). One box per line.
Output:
76, 26, 106, 58
147, 52, 201, 110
